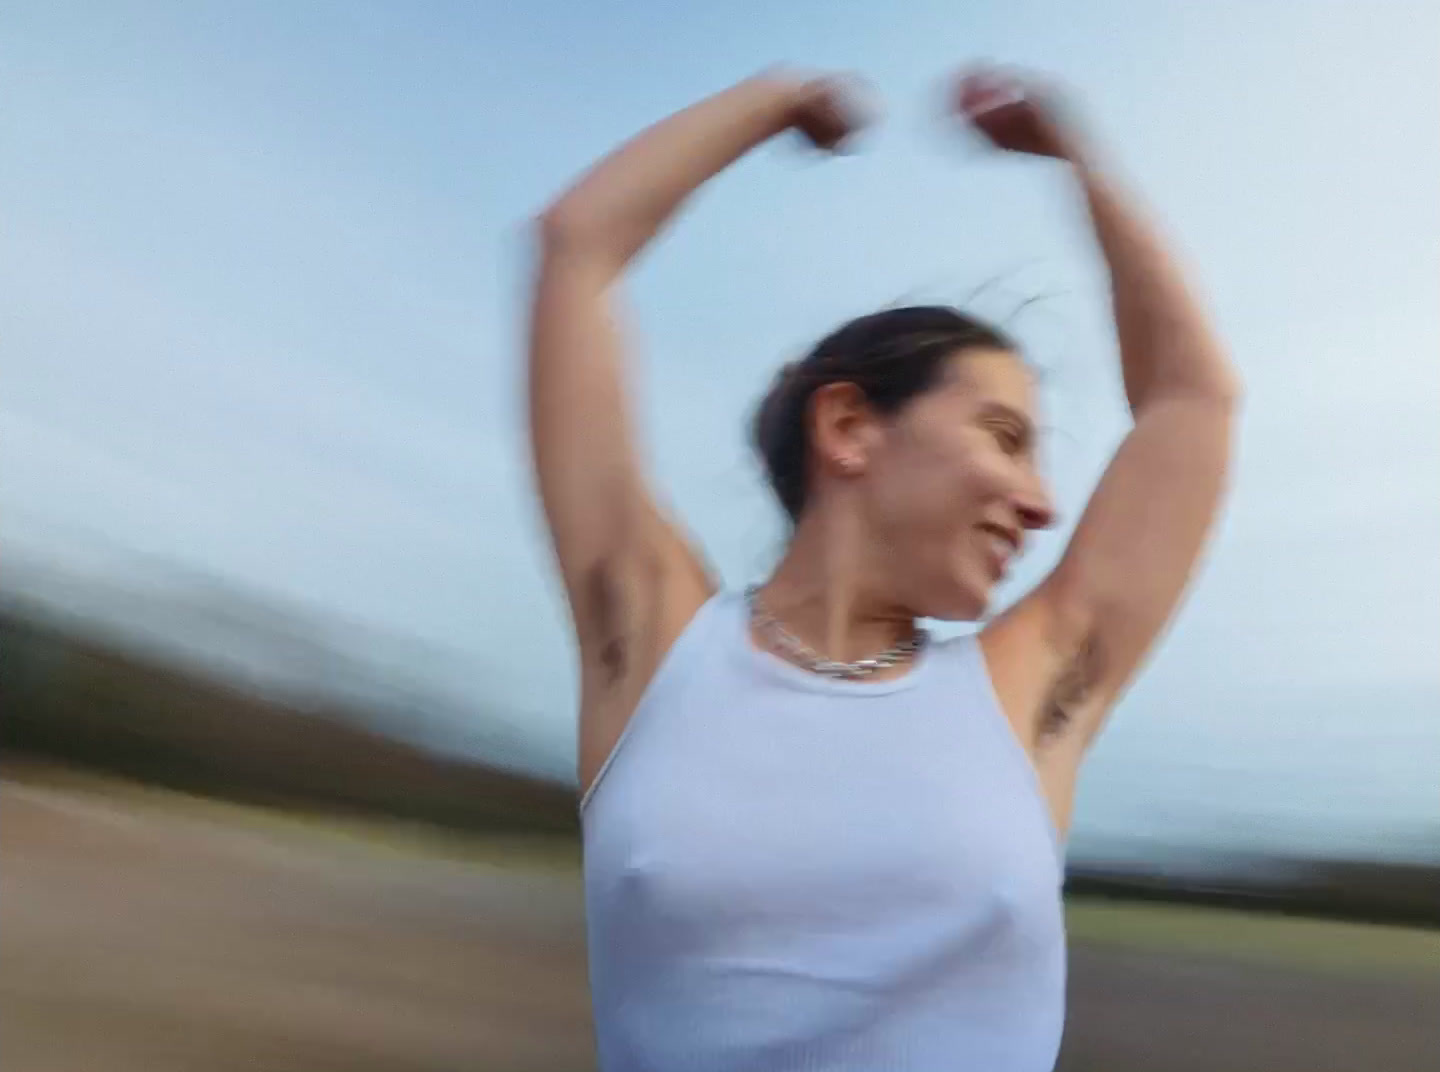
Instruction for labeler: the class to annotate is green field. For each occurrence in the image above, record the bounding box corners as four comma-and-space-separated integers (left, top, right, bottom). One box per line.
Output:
1067, 897, 1440, 980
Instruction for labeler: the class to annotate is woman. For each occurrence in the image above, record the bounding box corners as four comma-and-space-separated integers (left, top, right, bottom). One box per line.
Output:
528, 65, 1238, 1072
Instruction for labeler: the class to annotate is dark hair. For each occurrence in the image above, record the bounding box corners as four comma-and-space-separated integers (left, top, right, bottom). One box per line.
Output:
752, 305, 1017, 523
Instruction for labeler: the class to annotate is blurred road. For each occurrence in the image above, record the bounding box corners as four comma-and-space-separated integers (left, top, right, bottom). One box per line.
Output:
3, 777, 1438, 1072
1060, 939, 1440, 1071
1, 778, 594, 1072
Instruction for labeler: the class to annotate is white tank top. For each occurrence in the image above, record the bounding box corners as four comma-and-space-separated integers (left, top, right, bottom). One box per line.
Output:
582, 591, 1066, 1071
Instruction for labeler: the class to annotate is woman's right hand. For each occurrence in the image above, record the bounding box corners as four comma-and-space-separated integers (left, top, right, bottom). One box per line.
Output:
783, 76, 872, 152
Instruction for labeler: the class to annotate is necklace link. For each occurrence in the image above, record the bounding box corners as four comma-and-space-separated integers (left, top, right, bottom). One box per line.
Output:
745, 586, 929, 680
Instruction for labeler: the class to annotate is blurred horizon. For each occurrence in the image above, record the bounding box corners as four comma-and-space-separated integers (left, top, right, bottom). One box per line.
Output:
6, 541, 1437, 868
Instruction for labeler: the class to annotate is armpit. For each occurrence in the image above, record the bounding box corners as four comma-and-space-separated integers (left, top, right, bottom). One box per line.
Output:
1039, 631, 1105, 740
584, 563, 630, 685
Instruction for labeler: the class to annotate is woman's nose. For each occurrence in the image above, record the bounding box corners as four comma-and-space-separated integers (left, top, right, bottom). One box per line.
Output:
1015, 480, 1057, 531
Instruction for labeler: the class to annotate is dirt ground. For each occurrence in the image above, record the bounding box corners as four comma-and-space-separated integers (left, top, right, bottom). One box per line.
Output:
3, 776, 1438, 1072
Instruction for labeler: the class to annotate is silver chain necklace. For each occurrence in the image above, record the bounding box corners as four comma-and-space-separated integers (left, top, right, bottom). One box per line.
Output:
745, 585, 929, 680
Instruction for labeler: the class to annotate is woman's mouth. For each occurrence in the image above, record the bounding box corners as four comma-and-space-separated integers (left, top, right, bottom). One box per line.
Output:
976, 522, 1020, 578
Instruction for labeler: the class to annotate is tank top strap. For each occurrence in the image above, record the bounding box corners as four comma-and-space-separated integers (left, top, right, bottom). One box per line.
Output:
579, 589, 729, 813
926, 630, 1066, 861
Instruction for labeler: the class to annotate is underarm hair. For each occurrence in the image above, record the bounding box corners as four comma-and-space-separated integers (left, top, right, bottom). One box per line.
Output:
1039, 632, 1104, 739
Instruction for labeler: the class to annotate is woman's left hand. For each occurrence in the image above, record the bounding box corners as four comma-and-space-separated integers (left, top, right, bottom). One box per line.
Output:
951, 67, 1084, 162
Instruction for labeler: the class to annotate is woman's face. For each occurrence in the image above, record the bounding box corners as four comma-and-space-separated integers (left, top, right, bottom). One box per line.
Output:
856, 348, 1056, 621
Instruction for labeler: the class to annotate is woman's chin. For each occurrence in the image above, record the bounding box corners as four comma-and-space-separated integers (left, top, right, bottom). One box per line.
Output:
915, 581, 991, 624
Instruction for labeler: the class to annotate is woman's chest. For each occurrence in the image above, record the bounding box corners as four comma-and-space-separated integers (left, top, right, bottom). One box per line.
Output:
585, 695, 1062, 950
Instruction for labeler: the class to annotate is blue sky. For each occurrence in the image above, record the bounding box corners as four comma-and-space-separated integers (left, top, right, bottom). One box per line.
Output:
4, 2, 1438, 859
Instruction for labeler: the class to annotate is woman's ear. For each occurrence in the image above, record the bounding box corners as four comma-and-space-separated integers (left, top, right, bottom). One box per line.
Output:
810, 381, 878, 476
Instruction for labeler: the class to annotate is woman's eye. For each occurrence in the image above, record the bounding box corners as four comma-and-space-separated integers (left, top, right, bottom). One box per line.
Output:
991, 425, 1022, 453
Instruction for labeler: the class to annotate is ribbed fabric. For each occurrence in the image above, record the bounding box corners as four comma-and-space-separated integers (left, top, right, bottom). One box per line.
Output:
582, 592, 1066, 1072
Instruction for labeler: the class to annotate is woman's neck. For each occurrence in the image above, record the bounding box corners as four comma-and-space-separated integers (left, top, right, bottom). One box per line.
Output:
758, 513, 918, 663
